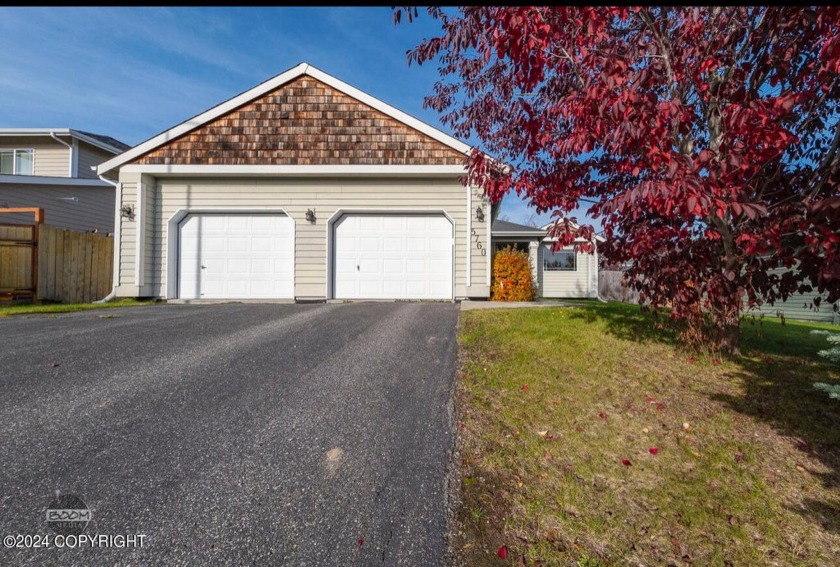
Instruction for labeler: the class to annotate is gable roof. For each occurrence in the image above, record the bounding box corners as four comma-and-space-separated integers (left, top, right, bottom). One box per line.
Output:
0, 128, 129, 154
98, 62, 472, 175
491, 219, 547, 237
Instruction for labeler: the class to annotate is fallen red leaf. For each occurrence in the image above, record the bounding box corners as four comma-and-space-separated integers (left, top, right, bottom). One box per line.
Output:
459, 423, 466, 429
656, 402, 665, 411
712, 359, 721, 366
598, 411, 607, 420
358, 537, 364, 549
498, 545, 508, 559
686, 356, 697, 364
649, 447, 659, 455
521, 384, 529, 391
646, 396, 656, 404
622, 459, 632, 466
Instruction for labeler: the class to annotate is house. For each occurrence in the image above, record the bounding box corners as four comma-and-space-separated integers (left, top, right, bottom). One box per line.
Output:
0, 129, 129, 232
490, 219, 602, 299
96, 63, 491, 301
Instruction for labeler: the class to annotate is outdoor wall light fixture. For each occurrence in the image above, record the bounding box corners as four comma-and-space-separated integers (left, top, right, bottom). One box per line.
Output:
305, 208, 317, 223
475, 205, 485, 222
120, 204, 135, 221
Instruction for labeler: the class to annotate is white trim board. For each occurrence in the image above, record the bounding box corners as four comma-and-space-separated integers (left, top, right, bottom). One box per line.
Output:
119, 164, 467, 177
0, 174, 112, 187
97, 62, 472, 176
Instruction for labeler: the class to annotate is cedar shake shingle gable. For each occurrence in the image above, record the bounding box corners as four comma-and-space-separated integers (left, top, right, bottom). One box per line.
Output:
134, 77, 465, 167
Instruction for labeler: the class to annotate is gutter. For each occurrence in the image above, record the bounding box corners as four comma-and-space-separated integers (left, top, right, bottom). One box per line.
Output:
94, 173, 121, 303
49, 131, 74, 177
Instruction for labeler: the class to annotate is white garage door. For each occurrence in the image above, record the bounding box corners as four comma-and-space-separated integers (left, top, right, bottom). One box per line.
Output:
178, 214, 294, 299
333, 214, 453, 300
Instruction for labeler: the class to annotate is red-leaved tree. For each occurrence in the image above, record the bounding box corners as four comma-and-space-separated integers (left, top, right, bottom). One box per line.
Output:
396, 6, 840, 353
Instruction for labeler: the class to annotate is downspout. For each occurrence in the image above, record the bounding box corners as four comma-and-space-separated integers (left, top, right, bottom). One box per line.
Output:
49, 131, 74, 177
94, 172, 121, 303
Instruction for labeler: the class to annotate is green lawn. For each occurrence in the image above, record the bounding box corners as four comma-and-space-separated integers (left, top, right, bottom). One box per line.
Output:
0, 298, 151, 317
455, 302, 840, 566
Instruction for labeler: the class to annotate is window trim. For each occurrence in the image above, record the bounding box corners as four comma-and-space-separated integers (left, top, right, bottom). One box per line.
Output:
0, 148, 35, 175
543, 245, 577, 271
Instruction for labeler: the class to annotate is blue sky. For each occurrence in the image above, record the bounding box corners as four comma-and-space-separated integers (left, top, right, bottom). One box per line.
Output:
0, 6, 587, 226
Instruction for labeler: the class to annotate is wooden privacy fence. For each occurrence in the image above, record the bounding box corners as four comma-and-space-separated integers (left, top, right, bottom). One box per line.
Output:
38, 225, 113, 303
0, 216, 113, 303
598, 270, 640, 304
0, 224, 36, 297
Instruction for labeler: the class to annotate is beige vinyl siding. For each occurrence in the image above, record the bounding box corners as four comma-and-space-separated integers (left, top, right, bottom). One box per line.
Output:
0, 137, 69, 177
468, 185, 490, 289
118, 181, 136, 287
143, 181, 157, 291
117, 174, 485, 299
76, 142, 115, 179
0, 183, 114, 232
538, 244, 597, 298
745, 267, 837, 323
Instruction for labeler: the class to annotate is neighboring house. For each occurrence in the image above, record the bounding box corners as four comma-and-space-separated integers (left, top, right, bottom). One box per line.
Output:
97, 63, 491, 301
490, 219, 603, 299
0, 129, 129, 232
746, 267, 838, 323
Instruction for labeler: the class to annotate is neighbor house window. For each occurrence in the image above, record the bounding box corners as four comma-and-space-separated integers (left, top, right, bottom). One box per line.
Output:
0, 149, 34, 175
543, 246, 576, 271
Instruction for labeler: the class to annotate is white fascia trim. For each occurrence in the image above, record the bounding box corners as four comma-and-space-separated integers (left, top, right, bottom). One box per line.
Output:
119, 164, 467, 177
492, 231, 547, 237
0, 174, 111, 187
165, 207, 293, 300
98, 62, 472, 176
324, 208, 456, 301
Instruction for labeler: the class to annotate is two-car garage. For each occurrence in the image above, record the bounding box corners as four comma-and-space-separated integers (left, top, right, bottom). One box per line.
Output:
176, 212, 454, 301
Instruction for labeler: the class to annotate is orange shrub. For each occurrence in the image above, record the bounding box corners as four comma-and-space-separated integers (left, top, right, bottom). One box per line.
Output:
491, 245, 536, 301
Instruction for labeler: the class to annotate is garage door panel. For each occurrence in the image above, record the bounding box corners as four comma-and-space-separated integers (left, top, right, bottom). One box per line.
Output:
383, 259, 402, 274
334, 214, 452, 300
178, 214, 294, 299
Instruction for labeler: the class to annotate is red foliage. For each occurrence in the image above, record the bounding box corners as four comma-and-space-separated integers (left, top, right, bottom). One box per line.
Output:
397, 7, 840, 353
497, 545, 508, 559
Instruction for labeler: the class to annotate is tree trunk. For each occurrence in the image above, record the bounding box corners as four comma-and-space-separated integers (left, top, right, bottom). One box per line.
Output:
723, 321, 741, 356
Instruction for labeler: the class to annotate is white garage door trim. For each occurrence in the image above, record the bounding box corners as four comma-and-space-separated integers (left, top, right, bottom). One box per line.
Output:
327, 209, 455, 300
166, 207, 294, 299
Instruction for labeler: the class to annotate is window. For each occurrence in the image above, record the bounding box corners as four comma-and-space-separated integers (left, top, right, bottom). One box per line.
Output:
0, 149, 34, 175
543, 246, 576, 271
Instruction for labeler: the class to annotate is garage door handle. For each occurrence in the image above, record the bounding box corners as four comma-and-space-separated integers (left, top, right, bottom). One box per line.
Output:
201, 265, 207, 269
357, 265, 360, 271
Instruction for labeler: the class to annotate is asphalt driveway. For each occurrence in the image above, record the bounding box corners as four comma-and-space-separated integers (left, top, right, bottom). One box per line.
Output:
0, 302, 459, 566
